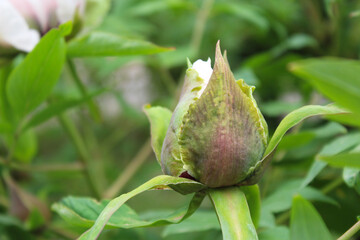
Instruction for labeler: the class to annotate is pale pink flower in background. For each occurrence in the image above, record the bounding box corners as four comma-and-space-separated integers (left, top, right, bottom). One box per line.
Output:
0, 0, 85, 53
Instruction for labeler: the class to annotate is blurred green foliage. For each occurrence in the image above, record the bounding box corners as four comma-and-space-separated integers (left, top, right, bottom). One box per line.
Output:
1, 0, 360, 239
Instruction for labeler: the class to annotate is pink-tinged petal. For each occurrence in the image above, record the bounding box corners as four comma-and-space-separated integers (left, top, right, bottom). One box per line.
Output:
0, 0, 40, 52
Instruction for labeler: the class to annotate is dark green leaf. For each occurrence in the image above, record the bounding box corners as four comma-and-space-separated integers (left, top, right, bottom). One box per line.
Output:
67, 32, 173, 57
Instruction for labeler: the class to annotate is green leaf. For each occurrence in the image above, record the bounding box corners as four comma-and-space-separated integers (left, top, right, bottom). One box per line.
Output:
263, 180, 337, 213
290, 195, 332, 240
77, 175, 206, 239
53, 195, 205, 230
22, 89, 106, 132
12, 130, 37, 163
264, 105, 345, 157
162, 210, 220, 237
0, 120, 12, 134
67, 32, 173, 57
243, 104, 346, 185
52, 197, 137, 229
259, 209, 275, 228
258, 226, 290, 240
240, 185, 261, 229
84, 0, 111, 28
343, 168, 360, 194
208, 187, 258, 240
0, 64, 12, 124
143, 105, 172, 164
277, 132, 315, 151
6, 27, 67, 118
301, 132, 360, 187
319, 152, 360, 168
260, 100, 303, 117
290, 58, 360, 114
326, 112, 360, 128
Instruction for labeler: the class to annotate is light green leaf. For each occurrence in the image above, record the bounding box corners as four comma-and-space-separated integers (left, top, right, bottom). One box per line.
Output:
259, 209, 275, 228
52, 194, 204, 231
208, 187, 258, 240
264, 105, 345, 157
301, 132, 360, 187
258, 226, 290, 240
77, 175, 206, 240
67, 32, 173, 57
278, 122, 346, 151
263, 180, 337, 213
84, 0, 111, 28
243, 104, 346, 185
277, 132, 315, 151
290, 195, 332, 240
319, 152, 360, 168
143, 105, 172, 164
52, 197, 139, 228
343, 168, 360, 194
299, 187, 338, 207
301, 161, 327, 188
13, 130, 37, 163
162, 210, 220, 237
215, 2, 269, 32
260, 100, 303, 117
327, 112, 360, 128
6, 26, 68, 118
240, 185, 261, 229
290, 58, 360, 114
22, 89, 106, 132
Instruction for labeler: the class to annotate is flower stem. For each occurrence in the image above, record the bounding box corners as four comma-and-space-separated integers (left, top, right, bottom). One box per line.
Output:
103, 139, 152, 199
337, 220, 360, 240
191, 0, 214, 55
66, 58, 102, 122
208, 186, 258, 240
57, 113, 101, 198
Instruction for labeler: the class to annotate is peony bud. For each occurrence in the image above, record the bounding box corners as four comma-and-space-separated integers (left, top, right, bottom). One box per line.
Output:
146, 42, 268, 188
0, 0, 85, 53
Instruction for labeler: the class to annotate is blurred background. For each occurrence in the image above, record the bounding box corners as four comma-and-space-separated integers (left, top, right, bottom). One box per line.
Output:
1, 0, 360, 239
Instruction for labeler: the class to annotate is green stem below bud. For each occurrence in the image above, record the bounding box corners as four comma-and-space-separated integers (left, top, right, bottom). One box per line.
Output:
207, 186, 258, 240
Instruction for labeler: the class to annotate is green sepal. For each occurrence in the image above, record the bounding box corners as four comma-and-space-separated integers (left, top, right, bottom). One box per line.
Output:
143, 105, 172, 164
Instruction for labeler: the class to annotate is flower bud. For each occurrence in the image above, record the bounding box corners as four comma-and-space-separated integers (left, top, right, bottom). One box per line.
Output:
0, 0, 85, 53
159, 42, 268, 188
